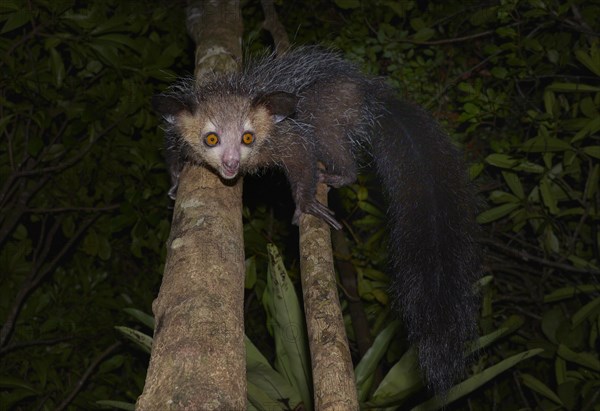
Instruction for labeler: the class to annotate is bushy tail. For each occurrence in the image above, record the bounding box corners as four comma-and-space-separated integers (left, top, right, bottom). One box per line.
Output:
371, 96, 481, 394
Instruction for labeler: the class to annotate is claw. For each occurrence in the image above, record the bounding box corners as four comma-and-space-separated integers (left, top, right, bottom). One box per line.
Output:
292, 201, 343, 230
168, 182, 179, 200
307, 202, 343, 230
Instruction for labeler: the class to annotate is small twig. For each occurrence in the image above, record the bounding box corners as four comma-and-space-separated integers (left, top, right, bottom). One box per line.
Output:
564, 202, 591, 261
25, 204, 121, 214
0, 336, 75, 356
53, 341, 122, 411
14, 121, 117, 178
582, 386, 600, 411
426, 50, 502, 109
0, 174, 51, 247
512, 371, 533, 410
0, 215, 98, 347
481, 238, 600, 275
399, 28, 498, 45
33, 216, 62, 274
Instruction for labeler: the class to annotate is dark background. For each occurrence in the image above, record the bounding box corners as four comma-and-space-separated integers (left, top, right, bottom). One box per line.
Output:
1, 1, 598, 409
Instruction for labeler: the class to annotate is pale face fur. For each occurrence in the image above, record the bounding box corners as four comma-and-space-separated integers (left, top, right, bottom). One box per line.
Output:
176, 95, 274, 179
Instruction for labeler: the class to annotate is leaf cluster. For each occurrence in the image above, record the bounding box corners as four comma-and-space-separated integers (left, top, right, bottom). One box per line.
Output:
0, 1, 189, 409
2, 0, 599, 410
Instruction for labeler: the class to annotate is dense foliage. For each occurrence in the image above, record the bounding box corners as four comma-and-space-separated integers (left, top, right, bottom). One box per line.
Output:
1, 0, 598, 410
0, 1, 188, 409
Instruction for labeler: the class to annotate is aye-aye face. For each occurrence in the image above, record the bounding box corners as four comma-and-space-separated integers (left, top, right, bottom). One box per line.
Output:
175, 95, 275, 179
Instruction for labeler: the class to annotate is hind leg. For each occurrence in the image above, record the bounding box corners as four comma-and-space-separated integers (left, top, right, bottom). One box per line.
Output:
280, 136, 343, 230
316, 133, 358, 188
302, 81, 361, 188
318, 159, 357, 188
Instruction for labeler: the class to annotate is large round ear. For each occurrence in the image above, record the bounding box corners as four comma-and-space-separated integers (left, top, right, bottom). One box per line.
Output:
151, 94, 194, 121
253, 91, 299, 123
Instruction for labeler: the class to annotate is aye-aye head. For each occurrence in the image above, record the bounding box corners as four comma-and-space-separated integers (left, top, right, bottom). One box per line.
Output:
152, 91, 298, 180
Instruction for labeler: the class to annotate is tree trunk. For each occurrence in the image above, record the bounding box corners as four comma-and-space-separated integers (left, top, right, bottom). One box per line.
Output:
136, 1, 246, 409
299, 184, 359, 410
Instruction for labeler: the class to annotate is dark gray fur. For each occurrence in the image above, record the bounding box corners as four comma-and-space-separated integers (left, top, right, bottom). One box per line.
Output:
153, 47, 481, 394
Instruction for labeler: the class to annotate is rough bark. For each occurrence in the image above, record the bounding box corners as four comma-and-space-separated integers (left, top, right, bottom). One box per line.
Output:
136, 1, 246, 409
257, 3, 359, 406
299, 184, 359, 410
260, 0, 290, 54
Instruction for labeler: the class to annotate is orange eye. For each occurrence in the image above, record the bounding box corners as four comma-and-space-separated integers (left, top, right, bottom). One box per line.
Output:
204, 133, 219, 147
242, 132, 254, 145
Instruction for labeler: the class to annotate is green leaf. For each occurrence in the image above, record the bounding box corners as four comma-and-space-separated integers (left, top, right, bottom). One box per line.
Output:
539, 177, 559, 214
469, 162, 484, 179
473, 316, 524, 351
114, 326, 152, 354
556, 345, 600, 371
469, 6, 498, 25
489, 190, 520, 204
245, 256, 257, 289
0, 389, 40, 409
496, 26, 517, 38
514, 161, 545, 173
368, 347, 422, 404
83, 229, 99, 256
555, 357, 567, 385
41, 144, 65, 162
521, 374, 563, 405
334, 0, 360, 9
49, 47, 65, 88
544, 226, 560, 253
521, 137, 572, 152
463, 102, 480, 115
491, 66, 508, 79
541, 308, 564, 344
571, 116, 600, 143
90, 42, 120, 65
579, 97, 598, 118
543, 90, 556, 115
502, 171, 525, 199
247, 381, 283, 411
575, 49, 600, 77
584, 163, 599, 199
97, 33, 138, 49
546, 83, 600, 92
0, 376, 39, 392
96, 400, 135, 410
355, 321, 400, 400
123, 308, 155, 329
485, 154, 545, 173
567, 255, 599, 270
1, 9, 31, 33
264, 244, 312, 410
357, 200, 385, 218
414, 27, 435, 42
582, 146, 600, 160
357, 186, 368, 201
544, 285, 600, 303
571, 296, 600, 329
476, 203, 519, 224
410, 349, 544, 411
246, 337, 303, 410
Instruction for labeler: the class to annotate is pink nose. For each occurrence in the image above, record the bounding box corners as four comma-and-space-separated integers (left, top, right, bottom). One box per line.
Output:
221, 159, 239, 178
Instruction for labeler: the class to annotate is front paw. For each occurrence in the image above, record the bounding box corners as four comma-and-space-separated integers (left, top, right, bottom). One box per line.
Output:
292, 201, 342, 230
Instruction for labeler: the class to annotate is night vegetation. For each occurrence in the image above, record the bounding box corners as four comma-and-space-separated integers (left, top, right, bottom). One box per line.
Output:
1, 1, 598, 409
